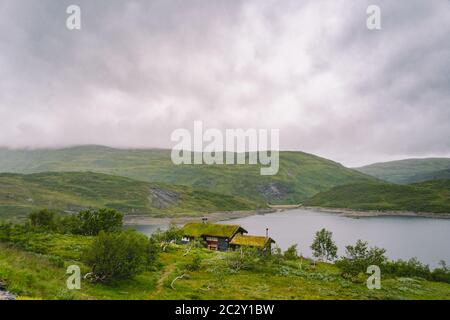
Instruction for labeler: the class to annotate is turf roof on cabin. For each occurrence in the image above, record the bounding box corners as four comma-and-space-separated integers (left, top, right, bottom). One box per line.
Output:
182, 222, 247, 238
230, 234, 274, 248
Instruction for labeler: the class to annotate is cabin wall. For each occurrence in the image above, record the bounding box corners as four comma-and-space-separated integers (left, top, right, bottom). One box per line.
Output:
218, 238, 229, 251
202, 236, 229, 251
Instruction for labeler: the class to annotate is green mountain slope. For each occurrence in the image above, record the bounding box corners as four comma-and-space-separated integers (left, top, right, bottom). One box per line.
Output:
0, 146, 375, 204
407, 169, 450, 183
305, 180, 450, 214
355, 158, 450, 184
0, 172, 260, 221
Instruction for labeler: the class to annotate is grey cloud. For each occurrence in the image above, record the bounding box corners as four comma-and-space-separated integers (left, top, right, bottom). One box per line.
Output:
0, 0, 449, 166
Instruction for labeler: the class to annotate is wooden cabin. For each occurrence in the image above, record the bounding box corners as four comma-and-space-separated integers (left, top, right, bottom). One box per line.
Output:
181, 222, 247, 251
181, 222, 275, 253
229, 234, 275, 253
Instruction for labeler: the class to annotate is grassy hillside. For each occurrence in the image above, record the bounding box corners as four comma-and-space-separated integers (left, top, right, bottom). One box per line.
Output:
0, 146, 375, 204
406, 169, 450, 183
0, 172, 260, 221
355, 158, 450, 184
305, 180, 450, 214
1, 240, 450, 300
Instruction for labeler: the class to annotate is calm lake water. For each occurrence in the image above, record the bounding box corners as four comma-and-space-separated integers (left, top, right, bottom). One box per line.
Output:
128, 209, 450, 268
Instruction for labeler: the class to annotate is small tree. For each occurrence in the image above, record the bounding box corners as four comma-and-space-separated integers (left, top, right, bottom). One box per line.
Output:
336, 240, 387, 277
151, 222, 183, 251
310, 228, 338, 262
57, 214, 80, 234
344, 240, 386, 263
83, 230, 156, 282
29, 209, 57, 230
75, 208, 123, 236
284, 244, 299, 260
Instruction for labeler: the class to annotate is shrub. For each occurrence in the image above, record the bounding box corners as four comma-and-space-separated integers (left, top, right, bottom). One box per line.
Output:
186, 254, 202, 271
336, 240, 387, 277
57, 214, 81, 234
28, 209, 57, 230
431, 261, 450, 283
284, 244, 299, 260
269, 246, 284, 266
48, 255, 65, 268
150, 223, 183, 251
0, 223, 12, 242
25, 208, 124, 236
82, 230, 156, 282
382, 258, 431, 279
72, 208, 123, 236
152, 223, 183, 243
225, 247, 260, 272
381, 259, 450, 284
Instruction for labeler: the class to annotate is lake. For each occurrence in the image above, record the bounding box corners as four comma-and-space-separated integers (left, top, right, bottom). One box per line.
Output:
128, 208, 450, 268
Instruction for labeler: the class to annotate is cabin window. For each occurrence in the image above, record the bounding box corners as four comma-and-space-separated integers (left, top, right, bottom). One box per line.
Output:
208, 244, 218, 250
205, 236, 219, 242
181, 237, 190, 242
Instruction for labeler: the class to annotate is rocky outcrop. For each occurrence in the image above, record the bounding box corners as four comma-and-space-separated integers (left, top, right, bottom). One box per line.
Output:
0, 282, 15, 300
258, 182, 292, 201
148, 187, 179, 209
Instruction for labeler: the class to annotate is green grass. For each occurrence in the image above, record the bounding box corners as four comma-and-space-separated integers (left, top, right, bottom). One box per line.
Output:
182, 223, 242, 238
0, 146, 375, 206
305, 180, 450, 214
0, 172, 260, 221
355, 158, 450, 184
1, 240, 450, 300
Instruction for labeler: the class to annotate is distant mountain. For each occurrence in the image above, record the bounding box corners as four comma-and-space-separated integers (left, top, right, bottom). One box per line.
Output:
0, 146, 375, 205
407, 169, 450, 183
355, 158, 450, 184
0, 172, 260, 221
305, 180, 450, 214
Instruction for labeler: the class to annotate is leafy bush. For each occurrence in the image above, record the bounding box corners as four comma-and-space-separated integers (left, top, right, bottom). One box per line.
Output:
336, 240, 387, 278
72, 209, 123, 236
24, 208, 124, 236
269, 246, 284, 266
150, 223, 183, 250
225, 247, 260, 272
186, 254, 202, 271
82, 230, 157, 282
0, 223, 12, 242
380, 258, 450, 284
431, 261, 450, 283
48, 255, 65, 268
382, 258, 430, 279
28, 209, 58, 230
284, 244, 299, 260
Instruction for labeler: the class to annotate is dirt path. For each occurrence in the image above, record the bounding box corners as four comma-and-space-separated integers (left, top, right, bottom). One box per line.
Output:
149, 264, 176, 299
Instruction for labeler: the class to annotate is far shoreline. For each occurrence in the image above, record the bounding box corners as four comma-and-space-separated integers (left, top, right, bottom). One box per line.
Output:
123, 205, 450, 226
301, 206, 450, 220
123, 208, 277, 226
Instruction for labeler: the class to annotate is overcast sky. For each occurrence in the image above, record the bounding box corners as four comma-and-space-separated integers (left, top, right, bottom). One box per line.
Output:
0, 0, 449, 166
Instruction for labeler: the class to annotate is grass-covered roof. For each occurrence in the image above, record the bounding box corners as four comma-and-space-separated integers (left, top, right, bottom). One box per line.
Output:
182, 222, 247, 238
230, 234, 274, 248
